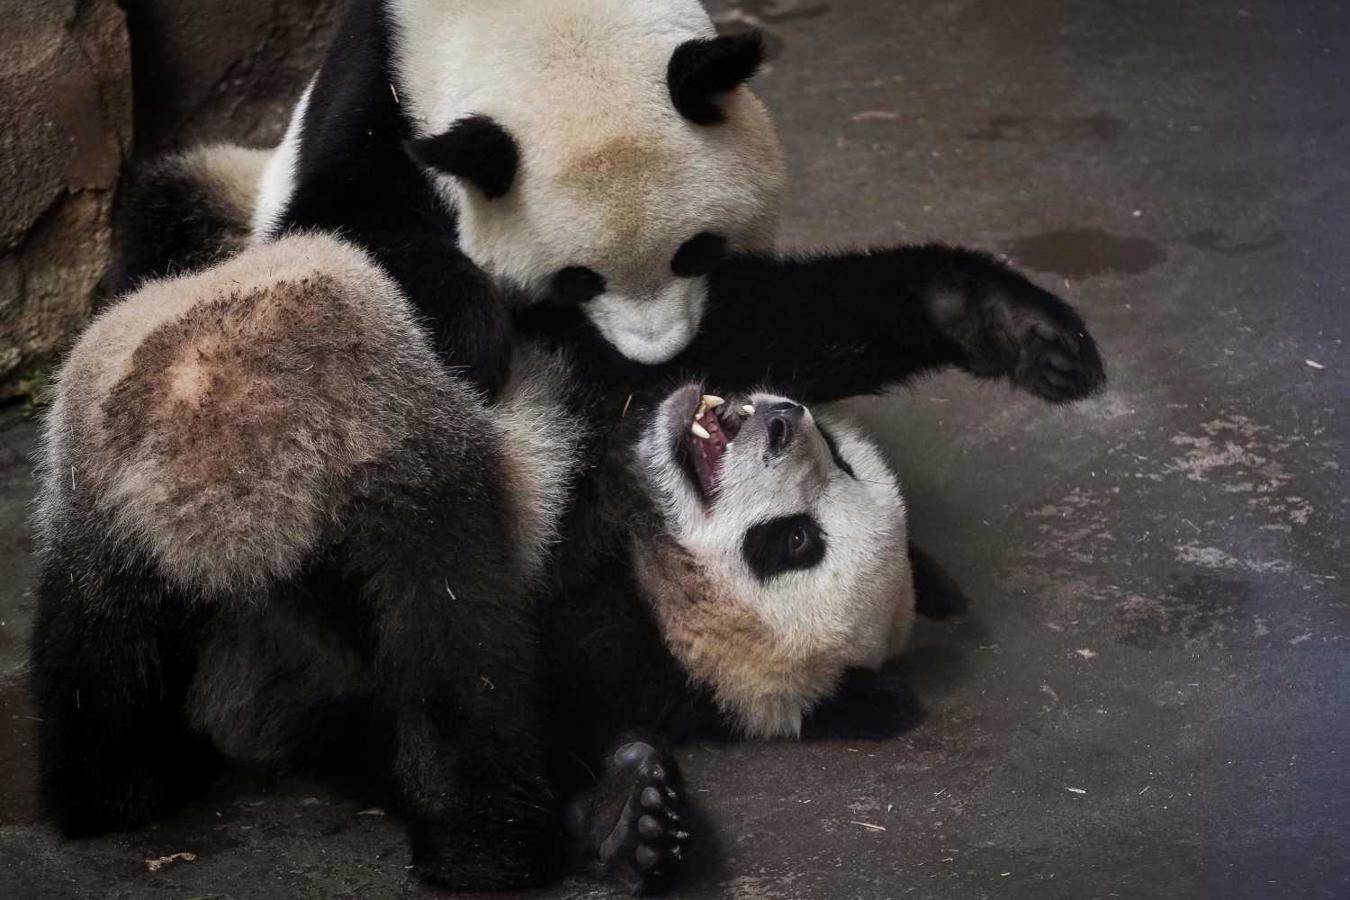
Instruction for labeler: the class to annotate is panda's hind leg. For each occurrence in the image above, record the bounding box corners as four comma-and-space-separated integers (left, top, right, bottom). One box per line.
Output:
338, 452, 563, 890
569, 738, 691, 895
29, 547, 219, 837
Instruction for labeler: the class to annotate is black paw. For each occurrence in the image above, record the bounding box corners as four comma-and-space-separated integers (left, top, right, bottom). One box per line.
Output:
910, 543, 969, 620
593, 741, 690, 895
801, 666, 923, 741
999, 283, 1106, 403
931, 267, 1105, 403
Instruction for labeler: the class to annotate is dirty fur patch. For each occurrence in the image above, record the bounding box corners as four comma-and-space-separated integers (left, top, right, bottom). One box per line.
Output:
37, 234, 484, 597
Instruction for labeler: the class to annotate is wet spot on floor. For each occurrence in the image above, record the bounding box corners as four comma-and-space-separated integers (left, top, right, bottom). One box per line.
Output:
725, 0, 831, 24
967, 113, 1128, 143
1003, 228, 1166, 279
1186, 228, 1285, 256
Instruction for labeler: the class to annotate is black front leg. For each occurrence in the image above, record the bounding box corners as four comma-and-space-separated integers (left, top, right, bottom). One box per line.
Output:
687, 244, 1105, 405
801, 665, 924, 741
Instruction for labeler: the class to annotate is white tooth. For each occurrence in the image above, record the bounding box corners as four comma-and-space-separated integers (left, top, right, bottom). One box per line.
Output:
691, 421, 711, 440
742, 404, 756, 415
702, 394, 725, 409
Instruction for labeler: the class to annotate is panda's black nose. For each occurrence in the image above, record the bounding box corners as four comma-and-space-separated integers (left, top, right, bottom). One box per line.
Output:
766, 403, 805, 456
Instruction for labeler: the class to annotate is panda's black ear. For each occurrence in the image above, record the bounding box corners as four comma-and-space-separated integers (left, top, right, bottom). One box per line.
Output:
406, 115, 519, 200
668, 32, 766, 125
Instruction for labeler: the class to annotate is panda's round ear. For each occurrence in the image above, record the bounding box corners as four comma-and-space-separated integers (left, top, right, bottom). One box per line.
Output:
406, 115, 519, 200
668, 32, 766, 125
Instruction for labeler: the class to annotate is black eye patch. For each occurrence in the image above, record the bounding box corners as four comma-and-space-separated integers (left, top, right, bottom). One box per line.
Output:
550, 266, 606, 305
670, 232, 727, 278
742, 514, 826, 581
818, 425, 857, 480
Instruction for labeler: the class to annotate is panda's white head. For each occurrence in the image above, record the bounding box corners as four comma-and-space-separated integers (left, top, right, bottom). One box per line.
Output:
392, 0, 787, 364
632, 385, 915, 738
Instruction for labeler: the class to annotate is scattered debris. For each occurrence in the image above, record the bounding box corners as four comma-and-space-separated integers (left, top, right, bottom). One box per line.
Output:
852, 110, 899, 121
1075, 648, 1097, 660
1139, 785, 1152, 796
356, 808, 386, 817
1066, 787, 1087, 795
145, 852, 197, 873
1305, 360, 1325, 370
850, 821, 887, 832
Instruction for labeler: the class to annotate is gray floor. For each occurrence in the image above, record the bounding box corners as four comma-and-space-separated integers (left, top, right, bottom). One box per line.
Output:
3, 0, 1349, 897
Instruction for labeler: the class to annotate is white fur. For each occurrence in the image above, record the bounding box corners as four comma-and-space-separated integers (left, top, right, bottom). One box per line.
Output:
385, 0, 784, 360
637, 386, 914, 737
251, 80, 314, 240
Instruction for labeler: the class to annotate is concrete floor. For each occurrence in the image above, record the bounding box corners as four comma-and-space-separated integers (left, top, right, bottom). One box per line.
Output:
3, 0, 1349, 897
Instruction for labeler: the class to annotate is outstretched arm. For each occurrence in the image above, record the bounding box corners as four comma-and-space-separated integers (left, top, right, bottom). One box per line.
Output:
684, 244, 1105, 405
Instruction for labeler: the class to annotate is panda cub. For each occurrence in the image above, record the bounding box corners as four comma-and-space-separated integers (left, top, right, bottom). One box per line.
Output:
32, 234, 922, 893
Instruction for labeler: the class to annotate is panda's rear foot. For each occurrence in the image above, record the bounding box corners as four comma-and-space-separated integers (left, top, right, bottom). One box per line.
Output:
582, 739, 690, 895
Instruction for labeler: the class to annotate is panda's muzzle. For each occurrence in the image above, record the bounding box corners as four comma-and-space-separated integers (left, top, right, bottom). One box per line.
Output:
763, 402, 805, 457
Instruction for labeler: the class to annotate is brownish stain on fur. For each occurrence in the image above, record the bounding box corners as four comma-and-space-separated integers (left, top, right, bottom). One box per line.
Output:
635, 538, 840, 736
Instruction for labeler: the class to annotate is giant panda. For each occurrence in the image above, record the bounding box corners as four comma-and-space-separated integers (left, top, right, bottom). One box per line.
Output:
112, 0, 1090, 411
33, 234, 927, 893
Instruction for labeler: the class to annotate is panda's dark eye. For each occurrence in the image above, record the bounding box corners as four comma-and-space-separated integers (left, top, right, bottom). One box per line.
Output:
670, 232, 727, 278
550, 266, 606, 305
743, 514, 826, 581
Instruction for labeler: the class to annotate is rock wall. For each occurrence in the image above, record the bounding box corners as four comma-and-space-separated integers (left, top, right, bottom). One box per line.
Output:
0, 0, 342, 402
0, 0, 132, 401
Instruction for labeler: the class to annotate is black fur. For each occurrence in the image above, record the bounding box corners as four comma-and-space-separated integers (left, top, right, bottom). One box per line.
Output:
742, 514, 826, 581
112, 162, 244, 293
910, 545, 970, 620
670, 232, 728, 278
569, 738, 690, 895
265, 0, 512, 395
667, 33, 766, 125
518, 243, 1105, 408
407, 115, 519, 199
551, 266, 608, 306
800, 664, 924, 741
29, 549, 219, 836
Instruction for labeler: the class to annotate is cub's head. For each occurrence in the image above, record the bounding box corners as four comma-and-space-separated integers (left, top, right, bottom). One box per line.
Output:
631, 385, 914, 738
396, 0, 786, 364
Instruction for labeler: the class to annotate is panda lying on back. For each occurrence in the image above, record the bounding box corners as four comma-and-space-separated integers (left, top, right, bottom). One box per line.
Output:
34, 235, 928, 893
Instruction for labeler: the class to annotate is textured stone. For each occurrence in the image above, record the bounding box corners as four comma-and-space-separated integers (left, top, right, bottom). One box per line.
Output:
0, 0, 132, 401
122, 0, 343, 151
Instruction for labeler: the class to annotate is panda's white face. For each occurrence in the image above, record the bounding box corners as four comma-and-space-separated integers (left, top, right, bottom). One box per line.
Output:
390, 0, 787, 364
633, 385, 914, 737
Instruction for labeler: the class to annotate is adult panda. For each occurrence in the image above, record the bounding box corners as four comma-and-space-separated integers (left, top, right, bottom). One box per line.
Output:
33, 234, 925, 893
237, 0, 786, 395
205, 0, 1097, 410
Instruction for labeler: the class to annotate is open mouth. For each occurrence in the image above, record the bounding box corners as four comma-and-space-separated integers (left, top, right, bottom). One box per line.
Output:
676, 391, 751, 502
